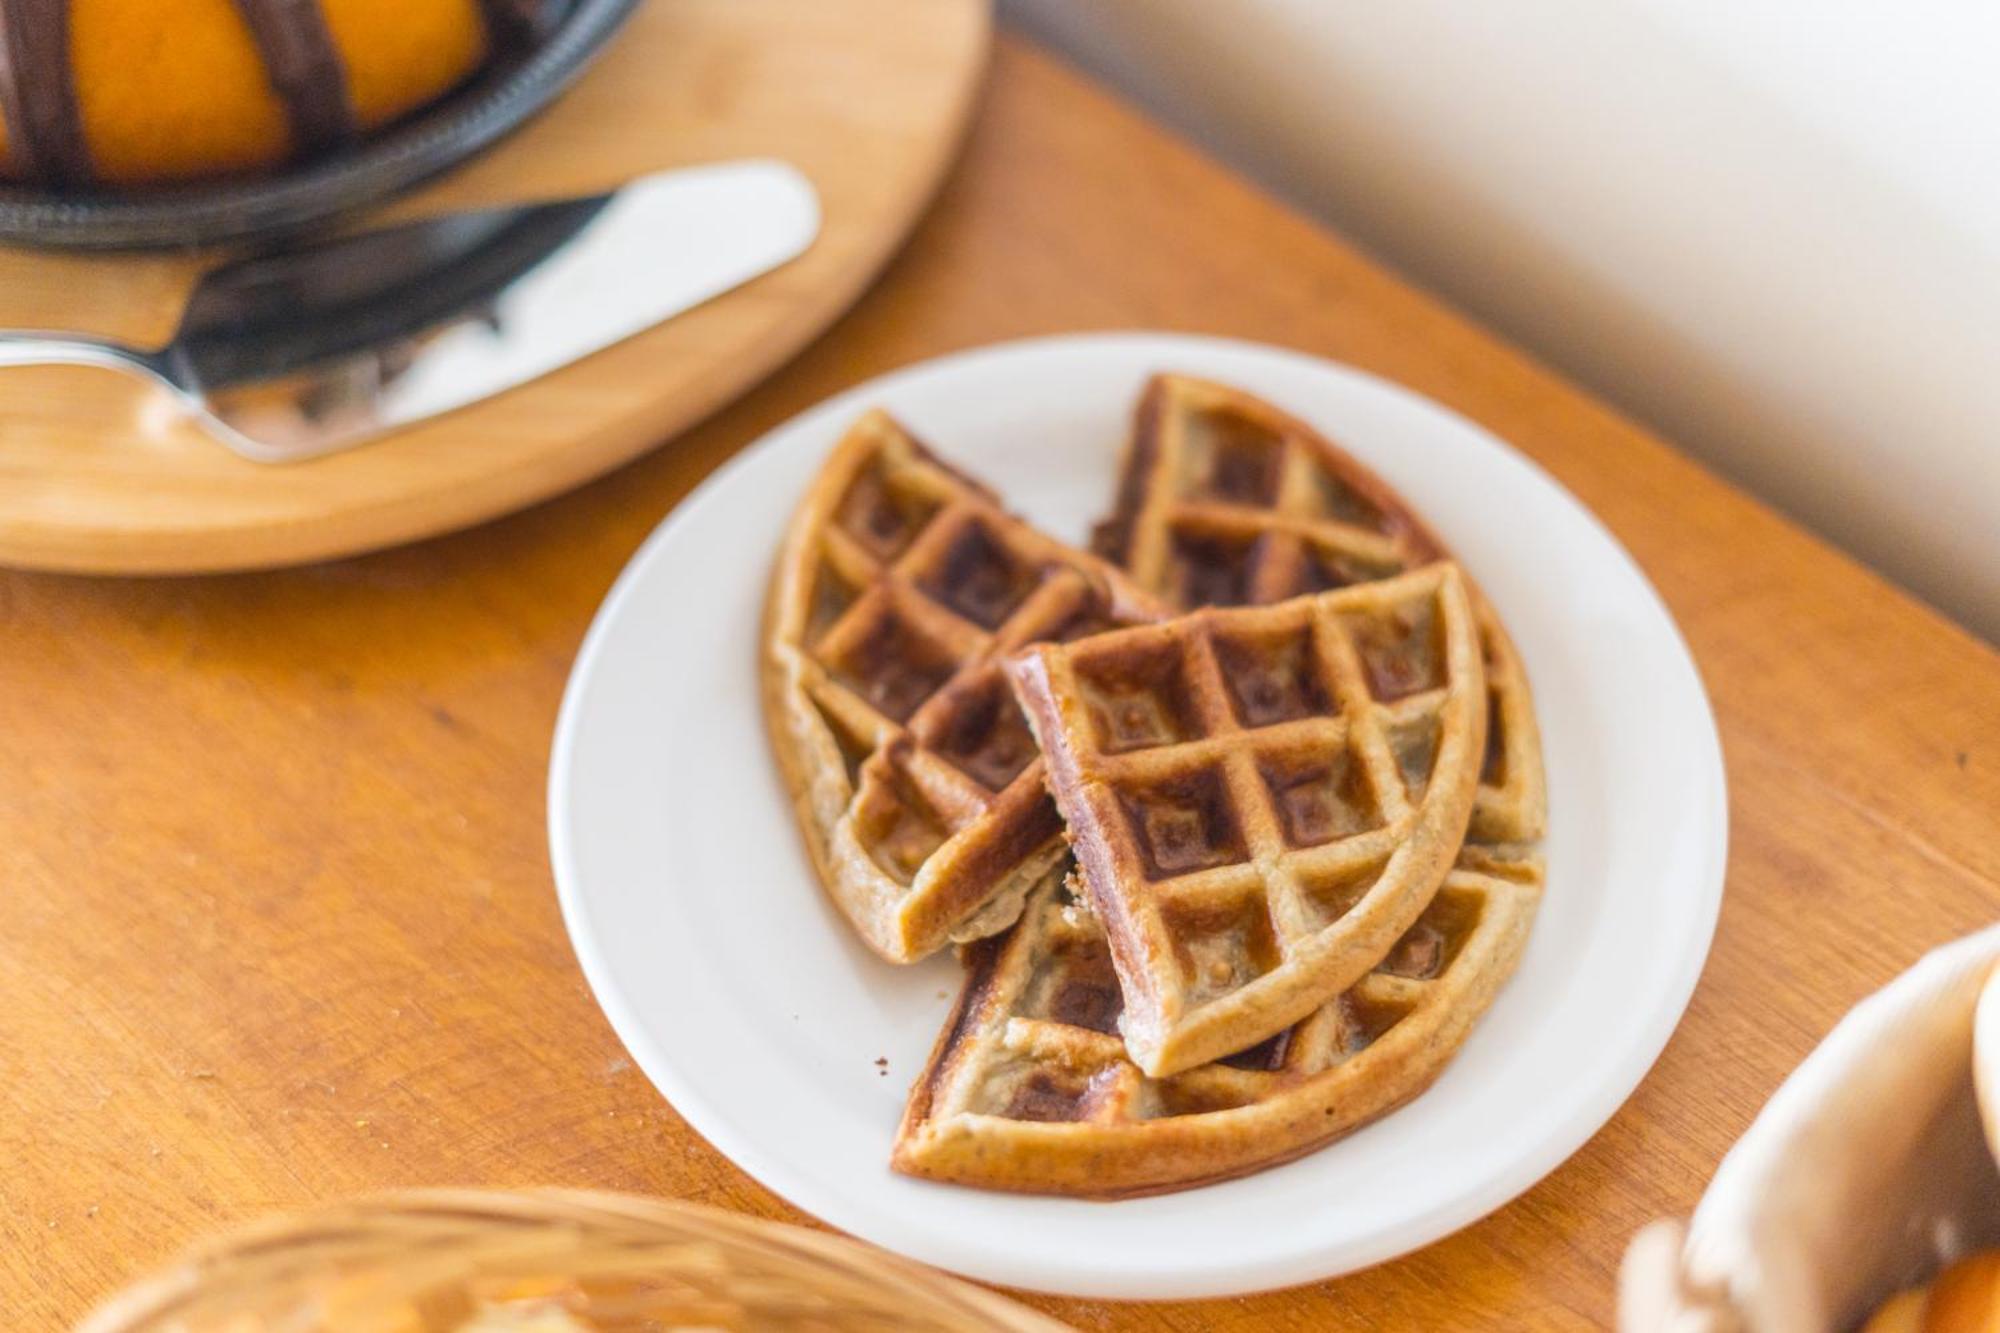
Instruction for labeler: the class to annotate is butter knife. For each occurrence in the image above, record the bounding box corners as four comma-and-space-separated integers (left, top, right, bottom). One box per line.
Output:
0, 159, 820, 463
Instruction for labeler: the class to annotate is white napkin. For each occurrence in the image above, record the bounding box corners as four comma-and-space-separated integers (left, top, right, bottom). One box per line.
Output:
1619, 925, 2000, 1333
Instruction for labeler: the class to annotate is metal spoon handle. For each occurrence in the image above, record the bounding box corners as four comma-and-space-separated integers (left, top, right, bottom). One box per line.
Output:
0, 331, 168, 383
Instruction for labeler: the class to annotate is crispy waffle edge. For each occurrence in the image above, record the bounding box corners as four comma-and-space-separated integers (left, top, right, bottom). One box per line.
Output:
1005, 566, 1489, 1077
762, 410, 1168, 964
891, 861, 1543, 1199
1103, 371, 1546, 849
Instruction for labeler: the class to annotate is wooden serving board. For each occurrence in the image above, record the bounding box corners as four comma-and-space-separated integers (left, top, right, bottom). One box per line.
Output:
0, 0, 989, 574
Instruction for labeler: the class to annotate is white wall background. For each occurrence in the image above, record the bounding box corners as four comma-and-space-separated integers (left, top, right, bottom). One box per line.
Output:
1004, 0, 2000, 641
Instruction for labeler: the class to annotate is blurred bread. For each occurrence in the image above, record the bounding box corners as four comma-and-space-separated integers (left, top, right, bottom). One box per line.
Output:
1872, 962, 2000, 1333
1863, 1252, 2000, 1333
1975, 964, 2000, 1171
1616, 928, 2000, 1332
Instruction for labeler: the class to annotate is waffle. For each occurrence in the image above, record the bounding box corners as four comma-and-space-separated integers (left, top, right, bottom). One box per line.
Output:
1094, 373, 1546, 844
763, 410, 1167, 963
1006, 563, 1488, 1075
893, 844, 1542, 1198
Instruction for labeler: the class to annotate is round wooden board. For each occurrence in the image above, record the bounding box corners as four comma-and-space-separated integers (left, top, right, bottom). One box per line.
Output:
0, 0, 990, 574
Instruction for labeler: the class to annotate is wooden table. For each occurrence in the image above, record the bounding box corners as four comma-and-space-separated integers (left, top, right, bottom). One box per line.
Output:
4, 35, 1996, 1332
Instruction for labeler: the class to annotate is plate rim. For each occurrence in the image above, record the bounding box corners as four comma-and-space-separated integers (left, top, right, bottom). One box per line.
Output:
548, 331, 1729, 1299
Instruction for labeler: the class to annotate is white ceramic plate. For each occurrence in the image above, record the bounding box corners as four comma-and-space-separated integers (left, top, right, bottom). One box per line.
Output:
549, 334, 1727, 1300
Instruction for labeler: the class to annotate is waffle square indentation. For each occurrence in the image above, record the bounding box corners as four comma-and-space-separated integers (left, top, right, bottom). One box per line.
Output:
1166, 896, 1281, 1008
805, 560, 861, 646
835, 460, 942, 560
1258, 747, 1382, 848
924, 672, 1038, 791
1300, 541, 1405, 595
1385, 711, 1443, 802
1296, 859, 1387, 932
918, 519, 1038, 630
1212, 624, 1336, 728
1003, 1070, 1094, 1123
1306, 463, 1392, 533
1180, 407, 1284, 506
1379, 886, 1483, 980
826, 605, 958, 723
1117, 769, 1245, 878
1332, 991, 1411, 1055
1074, 640, 1202, 754
1481, 687, 1508, 786
1168, 531, 1258, 608
854, 769, 949, 884
1344, 595, 1444, 702
1015, 941, 1124, 1036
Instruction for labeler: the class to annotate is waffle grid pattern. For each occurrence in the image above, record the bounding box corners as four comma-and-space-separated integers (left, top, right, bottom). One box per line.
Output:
1099, 374, 1443, 612
769, 412, 1162, 961
893, 847, 1543, 1197
1098, 373, 1546, 846
1011, 563, 1485, 1074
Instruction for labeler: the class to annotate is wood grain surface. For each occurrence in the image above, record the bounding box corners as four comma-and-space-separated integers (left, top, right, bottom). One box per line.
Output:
0, 0, 987, 574
4, 33, 1998, 1333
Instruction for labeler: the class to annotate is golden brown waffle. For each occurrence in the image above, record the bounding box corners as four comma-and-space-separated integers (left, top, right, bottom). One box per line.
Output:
893, 846, 1542, 1198
764, 410, 1166, 963
1007, 563, 1488, 1075
1094, 373, 1546, 845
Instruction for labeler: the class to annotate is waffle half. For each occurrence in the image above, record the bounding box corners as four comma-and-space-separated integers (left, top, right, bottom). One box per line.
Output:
1007, 563, 1487, 1075
763, 411, 1166, 962
893, 845, 1542, 1197
1094, 374, 1546, 844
